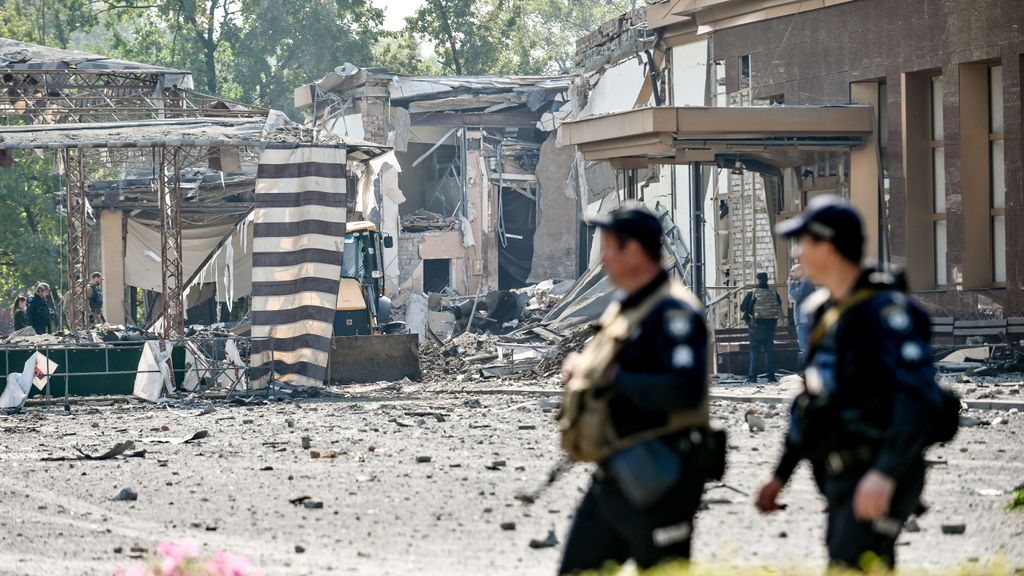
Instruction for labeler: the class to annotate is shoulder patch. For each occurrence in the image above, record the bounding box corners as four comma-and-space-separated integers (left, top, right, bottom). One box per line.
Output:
882, 304, 912, 334
800, 288, 831, 318
665, 308, 692, 340
900, 340, 925, 363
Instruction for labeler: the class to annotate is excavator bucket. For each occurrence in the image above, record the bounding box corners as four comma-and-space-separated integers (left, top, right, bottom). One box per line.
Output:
326, 333, 421, 385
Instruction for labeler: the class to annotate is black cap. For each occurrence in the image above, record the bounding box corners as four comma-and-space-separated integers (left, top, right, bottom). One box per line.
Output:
587, 204, 663, 261
776, 195, 864, 262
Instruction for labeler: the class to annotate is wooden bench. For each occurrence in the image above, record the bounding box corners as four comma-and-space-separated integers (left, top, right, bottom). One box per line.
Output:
930, 316, 954, 345
953, 318, 1008, 344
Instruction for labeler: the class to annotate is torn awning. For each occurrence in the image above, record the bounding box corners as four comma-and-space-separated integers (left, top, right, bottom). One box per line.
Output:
0, 117, 269, 150
558, 105, 874, 167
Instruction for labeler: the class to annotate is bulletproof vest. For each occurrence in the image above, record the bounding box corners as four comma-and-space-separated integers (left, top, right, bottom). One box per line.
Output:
752, 286, 781, 320
559, 279, 710, 463
804, 288, 881, 395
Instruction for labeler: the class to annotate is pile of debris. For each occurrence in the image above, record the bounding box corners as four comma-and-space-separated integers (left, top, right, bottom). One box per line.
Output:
419, 332, 500, 382
936, 343, 1024, 377
413, 266, 618, 383
401, 208, 457, 232
2, 324, 151, 347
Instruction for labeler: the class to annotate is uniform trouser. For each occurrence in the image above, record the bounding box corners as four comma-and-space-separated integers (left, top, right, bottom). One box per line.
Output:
748, 319, 777, 379
559, 460, 705, 574
824, 458, 926, 571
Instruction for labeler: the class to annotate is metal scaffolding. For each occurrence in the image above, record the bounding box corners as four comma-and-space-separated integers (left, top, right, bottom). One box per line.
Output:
158, 147, 190, 338
63, 148, 90, 332
1, 38, 267, 337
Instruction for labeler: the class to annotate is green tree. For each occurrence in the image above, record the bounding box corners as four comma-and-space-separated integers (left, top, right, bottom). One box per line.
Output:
405, 0, 542, 76
226, 0, 385, 111
91, 0, 385, 112
0, 0, 97, 48
525, 0, 636, 74
0, 153, 65, 302
402, 0, 635, 76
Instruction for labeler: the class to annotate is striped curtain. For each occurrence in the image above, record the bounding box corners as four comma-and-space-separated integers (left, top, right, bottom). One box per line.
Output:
249, 144, 347, 388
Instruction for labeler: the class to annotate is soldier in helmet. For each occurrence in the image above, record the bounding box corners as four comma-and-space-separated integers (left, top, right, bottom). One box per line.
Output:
558, 204, 722, 574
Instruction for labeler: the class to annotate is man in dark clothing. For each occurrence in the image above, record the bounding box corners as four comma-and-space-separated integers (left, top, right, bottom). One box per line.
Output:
755, 196, 945, 571
741, 272, 782, 382
27, 282, 53, 334
558, 205, 715, 574
86, 272, 104, 324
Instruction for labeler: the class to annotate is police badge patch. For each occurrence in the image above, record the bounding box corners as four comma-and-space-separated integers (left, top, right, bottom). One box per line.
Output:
901, 340, 925, 363
882, 305, 912, 334
665, 309, 692, 340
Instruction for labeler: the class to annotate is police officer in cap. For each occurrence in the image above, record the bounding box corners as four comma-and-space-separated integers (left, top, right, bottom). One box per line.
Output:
558, 204, 718, 574
755, 195, 951, 570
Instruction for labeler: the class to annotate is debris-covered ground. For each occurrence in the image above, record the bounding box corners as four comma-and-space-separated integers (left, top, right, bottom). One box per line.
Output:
1, 376, 1023, 576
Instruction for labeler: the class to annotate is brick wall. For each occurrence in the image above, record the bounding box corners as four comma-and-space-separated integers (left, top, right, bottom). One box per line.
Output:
712, 0, 1024, 316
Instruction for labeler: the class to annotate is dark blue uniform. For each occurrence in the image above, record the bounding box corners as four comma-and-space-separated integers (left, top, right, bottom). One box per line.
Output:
560, 271, 709, 574
26, 295, 52, 334
772, 269, 941, 570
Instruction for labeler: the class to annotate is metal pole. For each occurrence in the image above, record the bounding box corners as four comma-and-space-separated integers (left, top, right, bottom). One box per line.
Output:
691, 163, 705, 304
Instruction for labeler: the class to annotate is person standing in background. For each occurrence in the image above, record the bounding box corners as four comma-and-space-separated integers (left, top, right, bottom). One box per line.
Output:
11, 296, 28, 331
740, 272, 782, 383
27, 283, 53, 334
787, 264, 816, 367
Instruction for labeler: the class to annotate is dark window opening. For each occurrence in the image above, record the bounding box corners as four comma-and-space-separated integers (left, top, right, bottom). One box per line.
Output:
423, 259, 451, 294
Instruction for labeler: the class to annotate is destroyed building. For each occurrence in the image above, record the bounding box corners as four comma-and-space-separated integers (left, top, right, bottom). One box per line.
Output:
563, 0, 1024, 328
294, 69, 580, 318
0, 38, 414, 399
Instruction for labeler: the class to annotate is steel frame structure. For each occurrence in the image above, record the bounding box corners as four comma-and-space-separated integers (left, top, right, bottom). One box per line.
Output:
1, 69, 262, 125
62, 148, 90, 332
3, 45, 266, 337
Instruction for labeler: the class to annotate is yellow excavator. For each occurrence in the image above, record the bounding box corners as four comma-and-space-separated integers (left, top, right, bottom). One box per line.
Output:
327, 221, 420, 384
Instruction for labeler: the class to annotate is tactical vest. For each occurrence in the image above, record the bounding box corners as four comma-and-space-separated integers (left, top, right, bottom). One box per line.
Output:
752, 287, 781, 320
87, 284, 103, 312
558, 279, 710, 463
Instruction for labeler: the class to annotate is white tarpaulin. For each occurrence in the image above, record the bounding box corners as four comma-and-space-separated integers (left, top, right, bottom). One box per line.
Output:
133, 340, 175, 402
125, 216, 253, 304
0, 353, 60, 409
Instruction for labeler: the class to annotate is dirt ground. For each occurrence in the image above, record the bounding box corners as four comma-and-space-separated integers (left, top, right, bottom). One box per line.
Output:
0, 378, 1022, 575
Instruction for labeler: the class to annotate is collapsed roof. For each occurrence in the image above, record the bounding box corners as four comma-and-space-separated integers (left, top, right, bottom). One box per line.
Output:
296, 66, 573, 130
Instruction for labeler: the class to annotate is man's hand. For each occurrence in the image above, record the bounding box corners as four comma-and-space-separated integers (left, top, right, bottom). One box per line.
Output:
755, 477, 785, 513
853, 469, 895, 521
561, 352, 581, 383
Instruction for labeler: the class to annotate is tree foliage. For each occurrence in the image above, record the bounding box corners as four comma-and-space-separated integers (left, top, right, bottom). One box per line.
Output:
404, 0, 539, 76
401, 0, 635, 76
0, 153, 66, 302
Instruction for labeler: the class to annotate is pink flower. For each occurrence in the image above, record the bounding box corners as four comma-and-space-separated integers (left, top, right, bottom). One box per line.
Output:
156, 539, 201, 574
205, 549, 253, 576
114, 564, 147, 576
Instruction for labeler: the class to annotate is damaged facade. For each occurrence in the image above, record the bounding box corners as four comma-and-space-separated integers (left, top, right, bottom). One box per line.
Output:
295, 70, 580, 332
566, 0, 1024, 324
698, 0, 1024, 318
